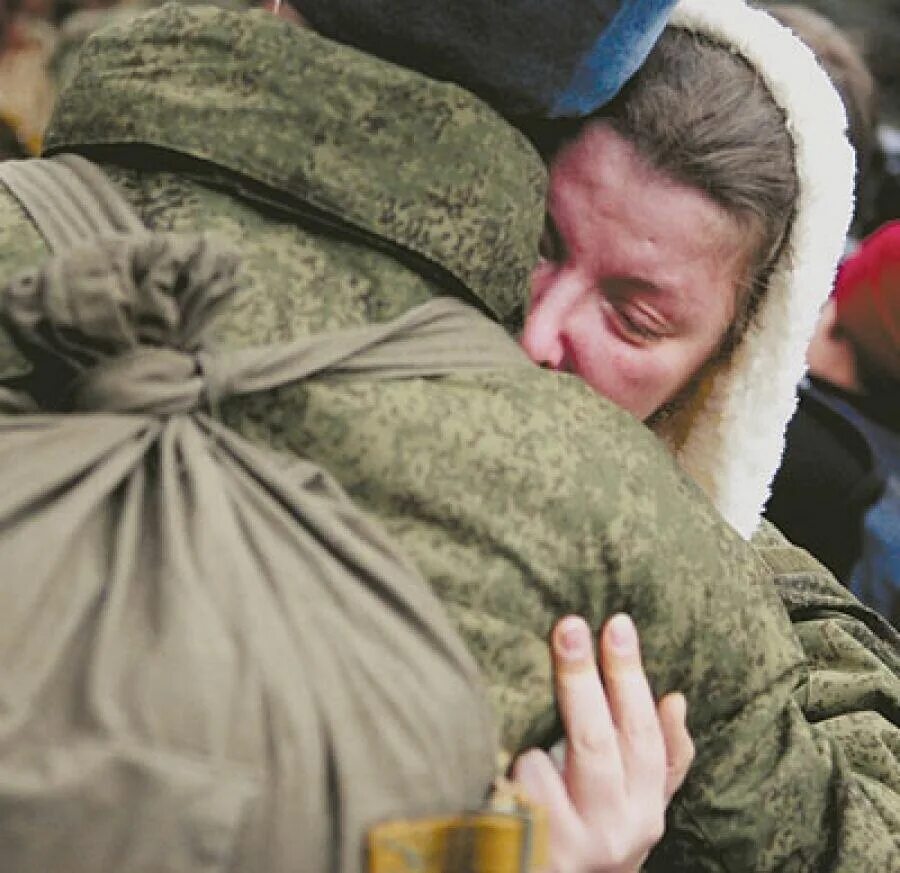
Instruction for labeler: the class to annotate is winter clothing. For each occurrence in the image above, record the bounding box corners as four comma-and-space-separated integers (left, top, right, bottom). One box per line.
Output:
837, 222, 900, 624
292, 0, 678, 120
0, 152, 510, 873
0, 3, 894, 871
770, 222, 900, 623
654, 0, 856, 540
783, 376, 900, 626
766, 376, 885, 580
851, 406, 900, 626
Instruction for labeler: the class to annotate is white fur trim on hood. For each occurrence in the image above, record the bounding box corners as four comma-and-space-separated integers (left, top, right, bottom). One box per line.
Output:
653, 0, 855, 539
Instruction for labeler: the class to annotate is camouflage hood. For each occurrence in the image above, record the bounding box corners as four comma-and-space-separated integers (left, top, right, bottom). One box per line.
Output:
653, 0, 856, 538
44, 3, 547, 332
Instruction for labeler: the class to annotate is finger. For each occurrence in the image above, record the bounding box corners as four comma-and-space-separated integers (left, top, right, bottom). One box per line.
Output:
551, 616, 624, 812
599, 614, 666, 789
658, 692, 695, 801
512, 749, 582, 856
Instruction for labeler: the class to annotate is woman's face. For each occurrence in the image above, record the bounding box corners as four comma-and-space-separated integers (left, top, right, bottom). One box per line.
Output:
521, 122, 750, 421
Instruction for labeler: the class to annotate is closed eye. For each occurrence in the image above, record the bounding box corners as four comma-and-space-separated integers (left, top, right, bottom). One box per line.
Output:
605, 299, 670, 344
602, 279, 673, 343
616, 307, 661, 340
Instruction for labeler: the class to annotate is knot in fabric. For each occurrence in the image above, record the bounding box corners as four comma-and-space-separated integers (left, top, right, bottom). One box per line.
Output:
1, 232, 241, 414
70, 347, 231, 416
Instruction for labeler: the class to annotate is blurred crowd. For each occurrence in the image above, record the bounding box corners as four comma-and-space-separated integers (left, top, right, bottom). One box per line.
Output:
0, 0, 125, 156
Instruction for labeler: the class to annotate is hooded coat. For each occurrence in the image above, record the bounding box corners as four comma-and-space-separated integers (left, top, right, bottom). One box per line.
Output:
652, 0, 857, 541
0, 3, 896, 871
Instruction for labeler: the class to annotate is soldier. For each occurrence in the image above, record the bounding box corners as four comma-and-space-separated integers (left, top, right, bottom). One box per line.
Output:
0, 1, 895, 871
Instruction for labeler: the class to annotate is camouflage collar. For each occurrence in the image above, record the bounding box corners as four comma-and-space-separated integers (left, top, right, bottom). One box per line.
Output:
44, 3, 546, 326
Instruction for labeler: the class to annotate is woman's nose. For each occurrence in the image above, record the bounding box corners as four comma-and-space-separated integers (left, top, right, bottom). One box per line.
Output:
520, 270, 582, 370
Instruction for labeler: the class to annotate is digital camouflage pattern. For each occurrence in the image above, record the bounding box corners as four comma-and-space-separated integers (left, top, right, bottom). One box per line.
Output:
0, 4, 895, 870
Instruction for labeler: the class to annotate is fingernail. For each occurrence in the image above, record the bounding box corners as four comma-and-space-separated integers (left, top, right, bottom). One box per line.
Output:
673, 692, 687, 722
555, 616, 588, 658
607, 614, 637, 653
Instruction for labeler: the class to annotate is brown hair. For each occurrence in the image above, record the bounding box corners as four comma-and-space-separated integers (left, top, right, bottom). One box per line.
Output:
596, 26, 798, 353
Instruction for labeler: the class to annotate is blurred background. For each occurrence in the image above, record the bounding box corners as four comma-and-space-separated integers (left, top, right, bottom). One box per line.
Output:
763, 0, 899, 236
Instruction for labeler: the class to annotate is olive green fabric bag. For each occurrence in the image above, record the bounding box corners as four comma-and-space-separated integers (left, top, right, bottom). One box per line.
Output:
0, 155, 531, 873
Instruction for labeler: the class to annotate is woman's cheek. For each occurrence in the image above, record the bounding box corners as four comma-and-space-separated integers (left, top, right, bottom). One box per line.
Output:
607, 342, 649, 389
574, 315, 681, 419
601, 340, 672, 419
572, 326, 638, 397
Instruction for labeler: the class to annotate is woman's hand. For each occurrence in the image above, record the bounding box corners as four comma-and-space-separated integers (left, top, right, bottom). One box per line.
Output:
512, 614, 694, 873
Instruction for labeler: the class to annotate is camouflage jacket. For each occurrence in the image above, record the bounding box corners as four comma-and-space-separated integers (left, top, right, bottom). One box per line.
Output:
0, 5, 896, 870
